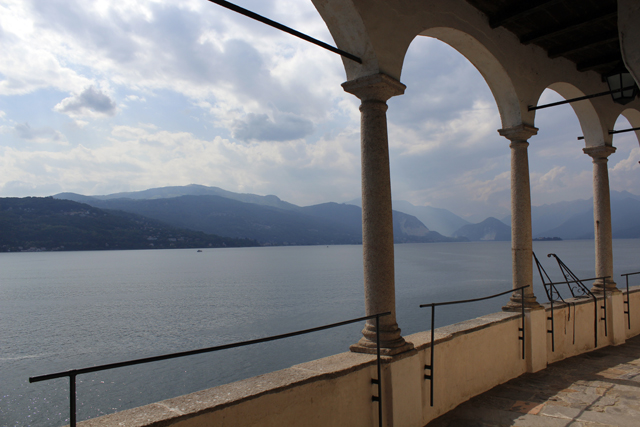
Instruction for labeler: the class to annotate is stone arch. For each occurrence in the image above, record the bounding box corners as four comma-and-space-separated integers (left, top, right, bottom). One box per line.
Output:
310, 0, 398, 81
619, 108, 640, 148
311, 4, 524, 129
417, 27, 522, 129
537, 82, 609, 147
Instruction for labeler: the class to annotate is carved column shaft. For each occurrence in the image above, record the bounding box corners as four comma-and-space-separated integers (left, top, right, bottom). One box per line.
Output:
499, 125, 541, 309
342, 74, 412, 356
584, 145, 617, 292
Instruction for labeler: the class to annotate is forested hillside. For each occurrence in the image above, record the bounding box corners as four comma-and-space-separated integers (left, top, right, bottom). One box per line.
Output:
0, 197, 258, 252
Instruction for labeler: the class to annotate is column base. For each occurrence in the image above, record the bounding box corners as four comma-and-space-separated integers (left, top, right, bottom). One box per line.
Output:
349, 321, 414, 356
502, 295, 542, 311
350, 338, 414, 356
591, 278, 618, 294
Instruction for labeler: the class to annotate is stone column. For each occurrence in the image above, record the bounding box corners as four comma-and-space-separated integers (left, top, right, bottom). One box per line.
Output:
583, 145, 618, 293
499, 124, 541, 309
342, 74, 413, 356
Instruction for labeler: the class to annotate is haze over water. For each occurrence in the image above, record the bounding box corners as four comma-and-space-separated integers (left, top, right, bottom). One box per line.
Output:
2, 240, 639, 426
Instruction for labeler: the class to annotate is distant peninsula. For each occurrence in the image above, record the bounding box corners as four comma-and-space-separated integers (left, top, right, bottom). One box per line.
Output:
0, 197, 259, 252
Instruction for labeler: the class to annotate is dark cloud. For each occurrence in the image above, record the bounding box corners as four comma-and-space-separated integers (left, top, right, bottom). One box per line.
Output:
233, 112, 314, 142
54, 86, 117, 117
14, 122, 65, 142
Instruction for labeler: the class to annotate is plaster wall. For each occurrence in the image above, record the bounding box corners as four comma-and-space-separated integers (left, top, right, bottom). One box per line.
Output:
408, 313, 526, 425
625, 285, 640, 338
168, 368, 375, 427
545, 297, 612, 364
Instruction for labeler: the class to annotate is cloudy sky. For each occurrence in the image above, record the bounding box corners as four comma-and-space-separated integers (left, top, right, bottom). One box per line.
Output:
1, 0, 639, 222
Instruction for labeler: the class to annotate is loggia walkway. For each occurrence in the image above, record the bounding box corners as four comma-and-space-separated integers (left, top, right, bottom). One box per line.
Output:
428, 334, 640, 427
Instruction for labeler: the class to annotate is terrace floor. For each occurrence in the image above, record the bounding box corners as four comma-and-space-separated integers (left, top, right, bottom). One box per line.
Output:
427, 334, 640, 427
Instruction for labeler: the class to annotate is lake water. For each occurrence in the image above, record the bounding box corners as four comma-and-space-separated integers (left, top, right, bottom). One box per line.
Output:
1, 240, 639, 426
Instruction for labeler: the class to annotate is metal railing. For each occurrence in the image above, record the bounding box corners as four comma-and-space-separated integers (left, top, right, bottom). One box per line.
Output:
419, 285, 529, 407
534, 252, 609, 350
30, 312, 390, 427
622, 271, 640, 330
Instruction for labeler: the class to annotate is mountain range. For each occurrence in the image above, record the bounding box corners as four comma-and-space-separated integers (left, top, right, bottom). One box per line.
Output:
55, 185, 460, 246
49, 185, 640, 245
501, 191, 640, 240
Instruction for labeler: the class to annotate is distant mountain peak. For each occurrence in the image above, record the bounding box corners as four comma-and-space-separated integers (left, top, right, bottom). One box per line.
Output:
452, 217, 511, 241
54, 184, 299, 211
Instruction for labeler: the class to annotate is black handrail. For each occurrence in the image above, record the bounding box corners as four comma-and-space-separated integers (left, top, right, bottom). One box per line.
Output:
30, 312, 390, 427
622, 271, 640, 330
419, 285, 529, 407
206, 0, 362, 63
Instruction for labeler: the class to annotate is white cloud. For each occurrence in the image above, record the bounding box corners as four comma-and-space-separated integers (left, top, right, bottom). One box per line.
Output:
609, 147, 640, 193
530, 167, 592, 205
72, 120, 89, 129
611, 147, 640, 173
125, 95, 145, 102
0, 123, 360, 202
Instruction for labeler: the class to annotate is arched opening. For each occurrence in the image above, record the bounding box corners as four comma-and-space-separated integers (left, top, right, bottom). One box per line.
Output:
536, 82, 609, 147
386, 35, 515, 333
619, 109, 640, 148
529, 87, 596, 210
419, 27, 522, 129
388, 35, 507, 222
609, 112, 640, 226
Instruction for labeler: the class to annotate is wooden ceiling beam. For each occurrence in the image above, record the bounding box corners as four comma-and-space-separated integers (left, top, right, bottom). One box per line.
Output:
576, 54, 622, 72
548, 32, 619, 59
520, 9, 616, 45
488, 0, 560, 29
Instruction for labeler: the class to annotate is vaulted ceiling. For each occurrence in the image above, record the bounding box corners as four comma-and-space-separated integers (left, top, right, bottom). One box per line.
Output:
465, 0, 621, 77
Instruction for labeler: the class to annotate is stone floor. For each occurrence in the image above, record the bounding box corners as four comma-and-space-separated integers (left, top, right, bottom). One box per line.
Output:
427, 334, 640, 427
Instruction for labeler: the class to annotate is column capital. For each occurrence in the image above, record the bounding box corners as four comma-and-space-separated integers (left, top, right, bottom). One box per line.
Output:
498, 124, 538, 142
583, 145, 616, 161
342, 73, 406, 102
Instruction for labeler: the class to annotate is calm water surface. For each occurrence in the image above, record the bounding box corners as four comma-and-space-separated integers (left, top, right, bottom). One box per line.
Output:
1, 240, 639, 426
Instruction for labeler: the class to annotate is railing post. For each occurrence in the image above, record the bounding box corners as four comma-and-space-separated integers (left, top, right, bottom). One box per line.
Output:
624, 274, 631, 329
548, 296, 555, 352
424, 305, 435, 407
520, 291, 525, 359
602, 285, 608, 337
592, 292, 599, 348
70, 372, 77, 427
371, 314, 383, 427
422, 305, 435, 407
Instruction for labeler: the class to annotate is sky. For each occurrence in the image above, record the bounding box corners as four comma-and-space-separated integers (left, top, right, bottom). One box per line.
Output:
0, 0, 639, 222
